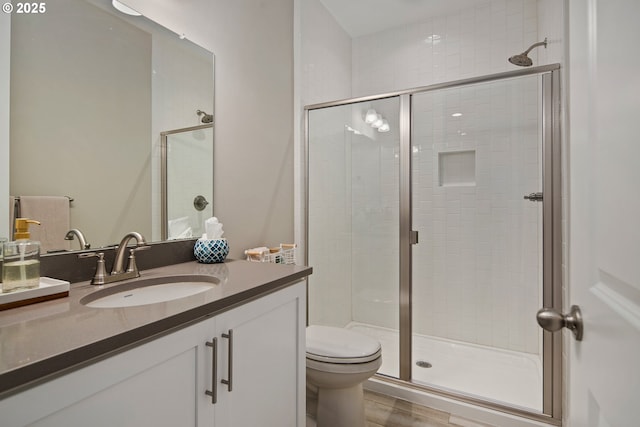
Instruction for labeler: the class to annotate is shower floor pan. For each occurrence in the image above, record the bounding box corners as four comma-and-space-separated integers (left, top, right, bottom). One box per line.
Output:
347, 323, 543, 412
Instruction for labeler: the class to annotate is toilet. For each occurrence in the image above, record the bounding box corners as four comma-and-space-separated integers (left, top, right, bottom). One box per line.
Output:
306, 325, 382, 427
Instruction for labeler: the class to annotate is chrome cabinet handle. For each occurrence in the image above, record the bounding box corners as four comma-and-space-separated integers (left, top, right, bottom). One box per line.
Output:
221, 330, 233, 392
205, 338, 218, 404
536, 305, 583, 341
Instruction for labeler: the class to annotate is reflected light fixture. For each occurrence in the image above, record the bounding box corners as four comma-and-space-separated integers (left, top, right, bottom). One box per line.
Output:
112, 0, 141, 16
363, 107, 392, 133
451, 112, 462, 117
372, 114, 384, 128
365, 109, 378, 124
378, 120, 390, 133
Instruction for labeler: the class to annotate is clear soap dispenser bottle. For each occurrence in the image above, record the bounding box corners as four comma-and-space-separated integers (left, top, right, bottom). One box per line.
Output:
2, 218, 41, 293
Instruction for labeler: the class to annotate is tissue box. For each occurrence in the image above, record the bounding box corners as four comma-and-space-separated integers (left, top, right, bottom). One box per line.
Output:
194, 238, 229, 264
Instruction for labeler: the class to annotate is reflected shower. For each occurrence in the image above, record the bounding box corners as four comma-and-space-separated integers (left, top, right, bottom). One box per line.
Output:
508, 38, 547, 67
196, 109, 213, 123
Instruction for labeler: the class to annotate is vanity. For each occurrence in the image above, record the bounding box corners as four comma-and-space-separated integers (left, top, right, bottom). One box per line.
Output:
0, 258, 311, 427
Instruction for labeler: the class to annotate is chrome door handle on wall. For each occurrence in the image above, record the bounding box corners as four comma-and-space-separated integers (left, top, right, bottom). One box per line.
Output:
536, 305, 583, 341
205, 338, 218, 404
524, 192, 543, 202
221, 330, 233, 392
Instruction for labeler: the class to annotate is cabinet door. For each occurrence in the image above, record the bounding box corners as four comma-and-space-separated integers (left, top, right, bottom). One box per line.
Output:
1, 320, 211, 427
214, 282, 306, 427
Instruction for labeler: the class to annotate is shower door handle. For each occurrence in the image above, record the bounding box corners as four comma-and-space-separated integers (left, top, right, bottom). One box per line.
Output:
536, 305, 583, 341
524, 192, 543, 202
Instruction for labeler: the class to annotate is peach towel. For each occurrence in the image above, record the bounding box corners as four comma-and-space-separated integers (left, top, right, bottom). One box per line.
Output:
18, 196, 71, 253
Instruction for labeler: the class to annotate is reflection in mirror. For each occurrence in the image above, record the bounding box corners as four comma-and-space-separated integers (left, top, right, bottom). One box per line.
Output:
8, 0, 214, 251
161, 124, 214, 240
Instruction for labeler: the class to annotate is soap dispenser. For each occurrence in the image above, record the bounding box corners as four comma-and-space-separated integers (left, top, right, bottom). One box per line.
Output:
2, 218, 41, 293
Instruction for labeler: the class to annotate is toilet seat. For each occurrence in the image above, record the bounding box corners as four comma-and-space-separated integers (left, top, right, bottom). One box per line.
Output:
306, 325, 381, 364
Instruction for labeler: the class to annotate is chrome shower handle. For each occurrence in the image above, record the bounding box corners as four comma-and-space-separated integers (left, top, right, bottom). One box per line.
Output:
524, 192, 543, 202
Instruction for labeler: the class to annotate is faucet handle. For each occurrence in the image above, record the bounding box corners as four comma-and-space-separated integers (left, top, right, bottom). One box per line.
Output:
126, 245, 151, 274
78, 252, 107, 285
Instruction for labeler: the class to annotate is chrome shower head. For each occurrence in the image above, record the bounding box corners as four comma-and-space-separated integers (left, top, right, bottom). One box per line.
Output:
508, 38, 547, 67
196, 109, 213, 124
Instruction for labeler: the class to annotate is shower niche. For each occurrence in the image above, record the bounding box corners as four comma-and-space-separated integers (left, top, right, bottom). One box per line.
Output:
437, 150, 476, 187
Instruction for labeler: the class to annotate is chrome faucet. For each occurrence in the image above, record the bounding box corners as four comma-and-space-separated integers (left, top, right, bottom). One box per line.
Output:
65, 229, 90, 250
112, 231, 149, 275
78, 232, 150, 285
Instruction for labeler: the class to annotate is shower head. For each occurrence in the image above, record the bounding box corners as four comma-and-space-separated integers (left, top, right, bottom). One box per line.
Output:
196, 109, 213, 124
508, 38, 547, 67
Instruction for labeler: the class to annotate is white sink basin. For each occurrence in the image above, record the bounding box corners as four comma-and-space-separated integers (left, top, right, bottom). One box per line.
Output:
81, 275, 219, 308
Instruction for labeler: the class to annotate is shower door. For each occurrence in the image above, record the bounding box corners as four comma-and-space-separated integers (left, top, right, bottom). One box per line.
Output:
410, 74, 545, 412
307, 96, 402, 378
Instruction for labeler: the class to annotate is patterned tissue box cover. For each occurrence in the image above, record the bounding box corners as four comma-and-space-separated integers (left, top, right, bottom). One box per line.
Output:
194, 238, 229, 263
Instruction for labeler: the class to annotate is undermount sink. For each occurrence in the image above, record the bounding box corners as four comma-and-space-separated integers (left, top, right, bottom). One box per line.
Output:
81, 275, 220, 308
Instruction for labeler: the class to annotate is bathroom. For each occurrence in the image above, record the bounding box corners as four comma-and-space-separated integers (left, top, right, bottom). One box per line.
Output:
1, 0, 639, 426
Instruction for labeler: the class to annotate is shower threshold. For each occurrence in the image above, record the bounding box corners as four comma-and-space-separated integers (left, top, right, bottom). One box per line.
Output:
347, 322, 543, 412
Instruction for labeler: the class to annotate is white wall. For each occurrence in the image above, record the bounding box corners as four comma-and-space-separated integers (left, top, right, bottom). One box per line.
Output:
108, 0, 296, 258
300, 0, 352, 106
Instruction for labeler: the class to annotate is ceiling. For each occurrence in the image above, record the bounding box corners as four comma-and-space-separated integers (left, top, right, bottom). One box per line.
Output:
319, 0, 488, 38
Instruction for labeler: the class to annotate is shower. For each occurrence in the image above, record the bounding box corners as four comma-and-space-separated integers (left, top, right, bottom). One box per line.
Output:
508, 38, 548, 67
306, 64, 562, 424
196, 109, 213, 123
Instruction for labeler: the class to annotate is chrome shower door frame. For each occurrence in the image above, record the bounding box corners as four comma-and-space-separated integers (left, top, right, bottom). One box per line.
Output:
304, 63, 562, 424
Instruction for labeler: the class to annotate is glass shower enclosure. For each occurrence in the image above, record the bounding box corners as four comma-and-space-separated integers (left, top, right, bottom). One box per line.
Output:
161, 124, 214, 240
306, 65, 561, 423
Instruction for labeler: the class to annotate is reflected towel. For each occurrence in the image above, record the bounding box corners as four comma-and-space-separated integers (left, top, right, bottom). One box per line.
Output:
18, 196, 71, 253
168, 216, 192, 240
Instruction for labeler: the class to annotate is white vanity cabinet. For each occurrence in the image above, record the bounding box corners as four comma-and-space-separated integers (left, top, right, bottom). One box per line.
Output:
0, 281, 306, 427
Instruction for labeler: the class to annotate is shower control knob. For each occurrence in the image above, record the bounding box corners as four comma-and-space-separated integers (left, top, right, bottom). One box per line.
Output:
536, 305, 583, 341
524, 192, 543, 202
193, 195, 210, 211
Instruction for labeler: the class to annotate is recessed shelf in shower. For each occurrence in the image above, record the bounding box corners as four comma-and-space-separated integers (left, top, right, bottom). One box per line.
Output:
438, 149, 476, 187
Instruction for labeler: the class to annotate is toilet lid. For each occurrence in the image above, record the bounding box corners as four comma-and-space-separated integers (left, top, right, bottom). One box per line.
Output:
306, 325, 381, 364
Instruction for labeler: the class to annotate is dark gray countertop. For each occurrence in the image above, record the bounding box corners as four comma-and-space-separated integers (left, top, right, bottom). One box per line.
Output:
0, 259, 312, 398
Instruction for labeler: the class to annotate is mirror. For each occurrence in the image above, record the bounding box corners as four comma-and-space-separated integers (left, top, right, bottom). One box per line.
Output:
161, 124, 214, 240
7, 0, 214, 251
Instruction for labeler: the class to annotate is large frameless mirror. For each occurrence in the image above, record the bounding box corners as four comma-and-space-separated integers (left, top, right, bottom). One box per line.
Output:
6, 0, 214, 252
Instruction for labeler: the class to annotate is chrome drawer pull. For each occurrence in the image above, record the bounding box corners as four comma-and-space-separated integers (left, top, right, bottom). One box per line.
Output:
205, 338, 218, 404
221, 329, 233, 392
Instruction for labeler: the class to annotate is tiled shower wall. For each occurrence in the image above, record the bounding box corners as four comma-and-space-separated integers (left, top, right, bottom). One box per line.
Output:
352, 0, 540, 97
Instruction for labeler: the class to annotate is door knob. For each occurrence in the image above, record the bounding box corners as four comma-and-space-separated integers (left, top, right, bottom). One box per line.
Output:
536, 305, 583, 341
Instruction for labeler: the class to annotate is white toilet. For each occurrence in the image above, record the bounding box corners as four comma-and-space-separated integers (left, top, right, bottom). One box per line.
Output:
306, 325, 382, 427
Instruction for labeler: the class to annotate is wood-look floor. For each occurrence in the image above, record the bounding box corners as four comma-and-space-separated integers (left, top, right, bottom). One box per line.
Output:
363, 390, 493, 427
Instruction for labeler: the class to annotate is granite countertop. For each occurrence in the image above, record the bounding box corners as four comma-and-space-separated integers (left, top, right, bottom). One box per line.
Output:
0, 259, 312, 398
